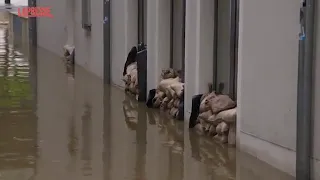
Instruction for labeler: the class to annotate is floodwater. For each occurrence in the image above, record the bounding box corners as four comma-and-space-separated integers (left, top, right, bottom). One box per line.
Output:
0, 24, 295, 180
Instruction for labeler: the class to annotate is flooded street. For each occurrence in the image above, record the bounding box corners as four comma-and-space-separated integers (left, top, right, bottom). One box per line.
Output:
0, 24, 294, 180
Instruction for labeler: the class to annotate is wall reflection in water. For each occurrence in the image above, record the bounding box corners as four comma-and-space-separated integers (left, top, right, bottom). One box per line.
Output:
0, 22, 294, 180
0, 24, 37, 179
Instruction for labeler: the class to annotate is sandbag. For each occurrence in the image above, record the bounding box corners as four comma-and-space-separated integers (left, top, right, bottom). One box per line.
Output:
165, 88, 173, 100
173, 99, 180, 108
210, 95, 236, 114
220, 122, 229, 133
208, 125, 217, 136
158, 77, 180, 92
154, 90, 165, 100
199, 92, 217, 113
161, 68, 178, 79
153, 97, 162, 108
220, 134, 228, 144
167, 99, 174, 109
167, 85, 177, 98
160, 97, 169, 110
63, 44, 75, 64
169, 82, 184, 98
169, 107, 178, 117
216, 123, 222, 135
215, 108, 237, 124
198, 110, 213, 120
123, 46, 138, 76
206, 114, 223, 126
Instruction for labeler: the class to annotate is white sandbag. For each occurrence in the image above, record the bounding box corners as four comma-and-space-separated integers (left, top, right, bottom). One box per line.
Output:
215, 108, 237, 124
220, 134, 228, 144
167, 99, 174, 109
160, 68, 178, 79
173, 99, 180, 108
158, 77, 180, 92
199, 92, 217, 113
209, 95, 236, 114
208, 125, 217, 136
169, 82, 184, 98
220, 122, 229, 133
216, 123, 222, 135
198, 110, 213, 120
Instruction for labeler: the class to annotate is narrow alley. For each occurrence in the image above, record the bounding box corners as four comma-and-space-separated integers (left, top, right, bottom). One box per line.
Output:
0, 22, 295, 180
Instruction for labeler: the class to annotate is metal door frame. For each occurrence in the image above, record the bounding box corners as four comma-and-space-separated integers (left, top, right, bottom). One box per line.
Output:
104, 0, 111, 84
28, 0, 37, 46
169, 0, 186, 79
138, 0, 145, 44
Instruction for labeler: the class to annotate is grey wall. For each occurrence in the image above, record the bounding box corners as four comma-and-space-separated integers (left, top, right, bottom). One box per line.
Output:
312, 0, 320, 177
110, 0, 138, 87
184, 0, 214, 117
37, 0, 104, 78
216, 0, 231, 95
73, 0, 104, 78
37, 0, 67, 55
172, 0, 184, 70
237, 0, 319, 178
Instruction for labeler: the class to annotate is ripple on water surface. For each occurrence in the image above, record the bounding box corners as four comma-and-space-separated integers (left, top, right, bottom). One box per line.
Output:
0, 24, 37, 171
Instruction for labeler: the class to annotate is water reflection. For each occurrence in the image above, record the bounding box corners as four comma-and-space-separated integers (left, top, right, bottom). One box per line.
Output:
0, 22, 295, 180
0, 24, 37, 179
81, 102, 92, 176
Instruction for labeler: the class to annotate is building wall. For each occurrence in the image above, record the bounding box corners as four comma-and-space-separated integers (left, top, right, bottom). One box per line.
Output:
37, 0, 67, 56
312, 1, 320, 178
237, 0, 320, 179
37, 0, 104, 78
184, 0, 214, 117
35, 0, 320, 178
110, 0, 138, 87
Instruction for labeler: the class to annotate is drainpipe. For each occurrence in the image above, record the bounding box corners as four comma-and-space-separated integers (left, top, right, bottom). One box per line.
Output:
296, 0, 315, 179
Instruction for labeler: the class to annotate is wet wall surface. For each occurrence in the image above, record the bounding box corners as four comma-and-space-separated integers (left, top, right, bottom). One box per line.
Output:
0, 24, 295, 180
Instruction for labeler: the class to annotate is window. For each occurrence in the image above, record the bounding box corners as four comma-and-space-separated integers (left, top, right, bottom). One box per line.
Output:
82, 0, 91, 31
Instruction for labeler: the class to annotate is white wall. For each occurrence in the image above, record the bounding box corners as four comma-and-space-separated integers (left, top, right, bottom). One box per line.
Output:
184, 0, 214, 118
73, 0, 104, 78
146, 0, 171, 92
237, 0, 319, 179
37, 0, 104, 78
37, 0, 67, 55
312, 1, 320, 178
172, 0, 184, 70
110, 0, 138, 87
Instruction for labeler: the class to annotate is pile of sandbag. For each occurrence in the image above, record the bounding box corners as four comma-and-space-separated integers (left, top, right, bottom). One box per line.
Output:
122, 43, 147, 99
149, 68, 184, 120
63, 44, 75, 65
122, 47, 139, 97
123, 61, 139, 96
195, 91, 237, 145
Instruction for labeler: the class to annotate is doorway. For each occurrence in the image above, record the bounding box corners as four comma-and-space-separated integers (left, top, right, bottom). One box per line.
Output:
170, 0, 186, 81
213, 0, 239, 100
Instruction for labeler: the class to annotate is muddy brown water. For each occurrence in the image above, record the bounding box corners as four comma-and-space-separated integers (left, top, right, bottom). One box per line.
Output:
0, 24, 294, 180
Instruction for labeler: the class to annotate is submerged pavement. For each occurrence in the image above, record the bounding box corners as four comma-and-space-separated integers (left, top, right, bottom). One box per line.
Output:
0, 24, 295, 180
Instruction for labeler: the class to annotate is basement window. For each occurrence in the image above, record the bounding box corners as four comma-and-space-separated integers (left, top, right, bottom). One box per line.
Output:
82, 0, 91, 31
